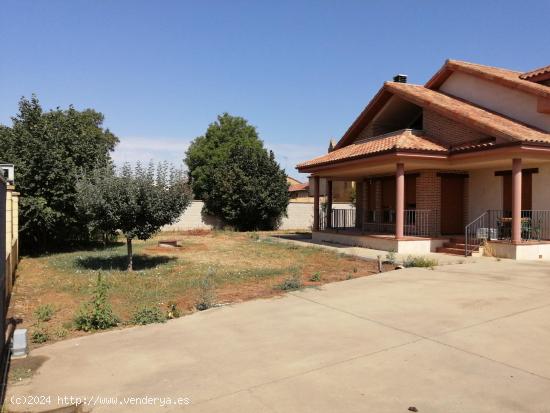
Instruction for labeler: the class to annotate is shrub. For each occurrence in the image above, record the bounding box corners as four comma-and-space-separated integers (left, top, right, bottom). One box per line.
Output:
34, 304, 55, 322
277, 272, 303, 291
385, 250, 397, 264
54, 327, 68, 339
131, 306, 166, 325
166, 301, 181, 319
31, 327, 49, 344
403, 256, 438, 269
195, 269, 217, 311
309, 272, 321, 282
74, 273, 119, 331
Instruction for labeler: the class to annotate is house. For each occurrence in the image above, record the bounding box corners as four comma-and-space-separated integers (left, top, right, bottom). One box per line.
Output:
288, 175, 355, 203
296, 60, 550, 259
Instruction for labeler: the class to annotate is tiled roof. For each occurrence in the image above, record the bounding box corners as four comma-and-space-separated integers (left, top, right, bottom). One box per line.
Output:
297, 130, 447, 170
289, 183, 309, 192
386, 82, 550, 144
426, 60, 550, 99
520, 64, 550, 82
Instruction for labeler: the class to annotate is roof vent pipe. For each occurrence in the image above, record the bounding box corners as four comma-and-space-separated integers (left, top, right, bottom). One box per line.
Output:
393, 74, 407, 83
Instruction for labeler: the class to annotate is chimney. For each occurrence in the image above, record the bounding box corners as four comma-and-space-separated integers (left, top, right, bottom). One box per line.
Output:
393, 74, 407, 83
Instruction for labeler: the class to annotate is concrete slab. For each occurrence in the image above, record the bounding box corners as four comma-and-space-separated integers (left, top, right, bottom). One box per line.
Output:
6, 260, 550, 412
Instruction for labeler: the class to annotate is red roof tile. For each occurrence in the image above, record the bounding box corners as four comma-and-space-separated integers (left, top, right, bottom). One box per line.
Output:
386, 82, 550, 144
289, 183, 309, 192
426, 60, 550, 99
520, 64, 550, 82
297, 130, 446, 170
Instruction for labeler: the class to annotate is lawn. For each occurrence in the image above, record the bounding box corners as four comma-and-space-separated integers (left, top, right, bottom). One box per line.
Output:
8, 230, 391, 347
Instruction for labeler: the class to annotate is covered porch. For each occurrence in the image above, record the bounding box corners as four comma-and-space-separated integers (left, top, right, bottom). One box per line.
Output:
304, 137, 550, 258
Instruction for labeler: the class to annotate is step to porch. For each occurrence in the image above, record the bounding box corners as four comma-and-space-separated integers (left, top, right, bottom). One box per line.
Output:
436, 238, 477, 256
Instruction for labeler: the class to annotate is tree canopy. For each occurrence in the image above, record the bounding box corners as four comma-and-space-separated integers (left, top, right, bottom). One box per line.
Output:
185, 113, 289, 230
76, 162, 192, 270
0, 95, 118, 251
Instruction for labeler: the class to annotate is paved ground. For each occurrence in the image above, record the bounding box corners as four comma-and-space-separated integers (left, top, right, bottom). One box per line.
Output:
6, 260, 550, 412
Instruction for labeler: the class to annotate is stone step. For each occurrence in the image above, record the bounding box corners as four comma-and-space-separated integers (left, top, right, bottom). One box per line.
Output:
436, 247, 468, 256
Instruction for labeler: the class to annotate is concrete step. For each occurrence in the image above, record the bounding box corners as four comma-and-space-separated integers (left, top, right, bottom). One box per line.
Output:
436, 247, 468, 256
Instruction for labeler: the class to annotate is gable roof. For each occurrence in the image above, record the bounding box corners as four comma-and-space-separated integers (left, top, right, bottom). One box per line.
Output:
520, 64, 550, 83
426, 60, 550, 99
297, 129, 447, 170
289, 183, 309, 192
334, 81, 550, 151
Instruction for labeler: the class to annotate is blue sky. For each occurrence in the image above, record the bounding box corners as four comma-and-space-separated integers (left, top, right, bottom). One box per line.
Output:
1, 0, 549, 180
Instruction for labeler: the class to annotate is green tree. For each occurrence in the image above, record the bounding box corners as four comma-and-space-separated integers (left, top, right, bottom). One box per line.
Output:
0, 95, 118, 251
185, 114, 289, 230
76, 162, 192, 271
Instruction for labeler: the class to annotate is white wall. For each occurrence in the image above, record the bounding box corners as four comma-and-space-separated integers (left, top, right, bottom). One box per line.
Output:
162, 200, 354, 232
468, 168, 502, 220
440, 72, 550, 132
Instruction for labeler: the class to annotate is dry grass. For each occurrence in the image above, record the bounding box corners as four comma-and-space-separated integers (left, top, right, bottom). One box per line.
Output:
9, 231, 389, 347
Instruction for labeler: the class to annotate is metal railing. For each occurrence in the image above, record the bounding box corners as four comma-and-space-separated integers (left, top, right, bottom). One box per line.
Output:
319, 208, 356, 230
465, 210, 550, 256
320, 208, 434, 237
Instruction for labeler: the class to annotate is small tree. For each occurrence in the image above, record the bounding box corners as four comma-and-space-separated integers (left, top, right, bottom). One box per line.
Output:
185, 113, 289, 230
77, 162, 192, 271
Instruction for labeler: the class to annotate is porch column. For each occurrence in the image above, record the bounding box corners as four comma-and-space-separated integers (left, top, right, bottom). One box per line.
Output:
313, 176, 320, 231
355, 180, 364, 230
512, 158, 522, 244
326, 180, 333, 229
395, 163, 405, 239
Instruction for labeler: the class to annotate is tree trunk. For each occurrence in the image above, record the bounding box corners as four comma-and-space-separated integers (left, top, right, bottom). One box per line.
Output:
127, 237, 133, 271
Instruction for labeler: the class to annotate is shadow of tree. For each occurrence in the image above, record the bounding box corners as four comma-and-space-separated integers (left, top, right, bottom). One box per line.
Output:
75, 254, 176, 271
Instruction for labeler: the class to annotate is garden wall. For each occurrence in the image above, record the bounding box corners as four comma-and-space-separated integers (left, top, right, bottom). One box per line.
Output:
162, 200, 354, 231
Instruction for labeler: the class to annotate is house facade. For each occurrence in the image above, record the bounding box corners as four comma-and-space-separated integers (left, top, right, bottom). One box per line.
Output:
296, 60, 550, 259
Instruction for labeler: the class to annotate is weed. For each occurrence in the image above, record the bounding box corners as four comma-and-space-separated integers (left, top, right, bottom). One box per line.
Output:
130, 305, 166, 325
309, 272, 321, 282
195, 268, 217, 311
166, 301, 180, 319
34, 304, 55, 322
53, 327, 68, 339
276, 272, 303, 291
31, 326, 49, 344
403, 256, 438, 268
74, 273, 120, 331
346, 273, 353, 280
385, 249, 397, 264
248, 232, 260, 241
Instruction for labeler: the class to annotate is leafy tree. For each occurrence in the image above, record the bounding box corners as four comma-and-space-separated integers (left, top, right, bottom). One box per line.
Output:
185, 114, 289, 230
76, 162, 192, 271
0, 95, 118, 251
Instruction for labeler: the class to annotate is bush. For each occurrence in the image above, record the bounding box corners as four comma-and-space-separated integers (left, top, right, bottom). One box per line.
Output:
31, 327, 49, 344
385, 250, 397, 264
34, 304, 55, 322
277, 272, 303, 291
54, 327, 68, 339
195, 269, 217, 311
166, 301, 181, 319
74, 273, 119, 331
403, 256, 438, 268
309, 272, 321, 282
131, 306, 166, 325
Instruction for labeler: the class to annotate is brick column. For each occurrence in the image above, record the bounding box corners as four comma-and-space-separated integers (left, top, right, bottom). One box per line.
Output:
326, 180, 333, 229
512, 158, 522, 244
313, 176, 320, 231
395, 163, 405, 239
355, 180, 364, 230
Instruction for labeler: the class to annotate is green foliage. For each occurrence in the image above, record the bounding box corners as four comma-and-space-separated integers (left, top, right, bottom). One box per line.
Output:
195, 268, 217, 311
0, 95, 118, 251
276, 271, 303, 291
185, 114, 289, 231
385, 250, 397, 264
130, 305, 166, 325
54, 327, 68, 339
31, 326, 49, 344
309, 272, 321, 282
403, 256, 438, 268
166, 301, 181, 319
74, 273, 119, 331
34, 304, 55, 322
76, 162, 192, 270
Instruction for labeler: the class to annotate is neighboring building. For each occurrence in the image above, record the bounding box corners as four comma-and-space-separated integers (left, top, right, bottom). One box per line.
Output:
289, 181, 310, 201
297, 60, 550, 259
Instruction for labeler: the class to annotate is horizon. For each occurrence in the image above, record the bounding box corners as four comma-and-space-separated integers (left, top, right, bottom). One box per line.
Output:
1, 0, 549, 181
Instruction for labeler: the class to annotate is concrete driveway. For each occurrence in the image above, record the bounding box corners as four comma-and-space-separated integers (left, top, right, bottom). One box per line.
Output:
7, 260, 550, 412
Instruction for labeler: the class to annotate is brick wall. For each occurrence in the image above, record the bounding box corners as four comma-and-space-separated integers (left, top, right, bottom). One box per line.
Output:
416, 171, 441, 235
424, 110, 489, 146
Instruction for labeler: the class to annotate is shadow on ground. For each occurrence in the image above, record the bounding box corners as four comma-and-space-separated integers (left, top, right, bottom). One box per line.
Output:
75, 254, 176, 271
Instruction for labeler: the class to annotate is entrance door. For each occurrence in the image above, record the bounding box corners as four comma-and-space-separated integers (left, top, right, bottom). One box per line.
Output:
440, 174, 465, 235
